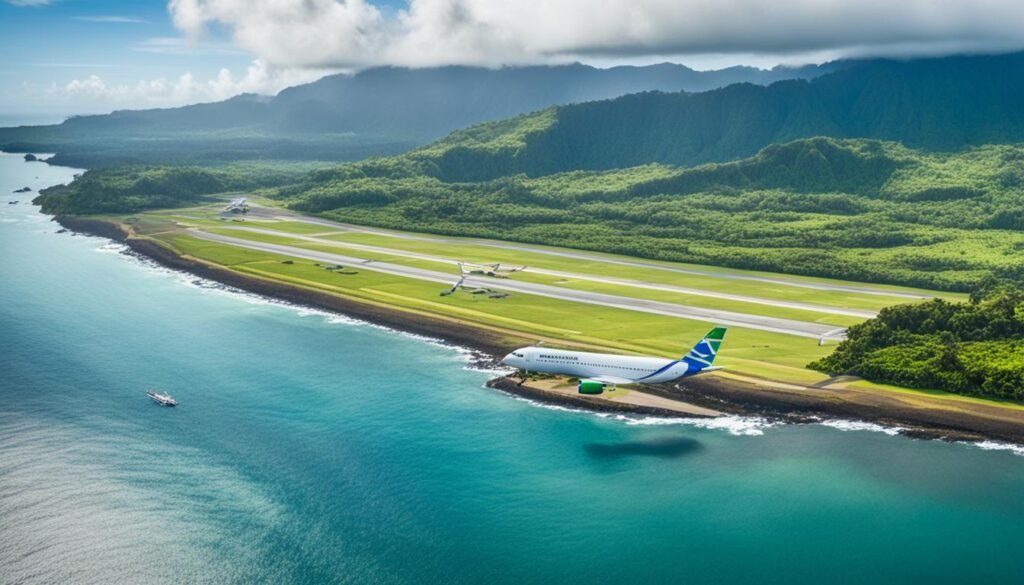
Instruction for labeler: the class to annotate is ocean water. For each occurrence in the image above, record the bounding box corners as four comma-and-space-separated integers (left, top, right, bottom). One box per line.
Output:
1, 152, 1023, 585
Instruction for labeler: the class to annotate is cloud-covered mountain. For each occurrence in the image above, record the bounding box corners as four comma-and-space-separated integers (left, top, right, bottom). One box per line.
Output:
405, 52, 1024, 181
170, 0, 1024, 69
0, 62, 833, 166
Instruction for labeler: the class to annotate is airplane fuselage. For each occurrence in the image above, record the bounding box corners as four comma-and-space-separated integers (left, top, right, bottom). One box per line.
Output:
501, 346, 695, 384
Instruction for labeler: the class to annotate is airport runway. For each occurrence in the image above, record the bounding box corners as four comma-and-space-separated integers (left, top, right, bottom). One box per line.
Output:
217, 225, 877, 319
248, 207, 931, 300
192, 229, 847, 340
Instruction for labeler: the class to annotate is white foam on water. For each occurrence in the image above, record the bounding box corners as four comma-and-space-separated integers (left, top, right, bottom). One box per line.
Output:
971, 441, 1024, 457
816, 419, 904, 436
504, 392, 777, 436
95, 242, 130, 254
613, 414, 777, 436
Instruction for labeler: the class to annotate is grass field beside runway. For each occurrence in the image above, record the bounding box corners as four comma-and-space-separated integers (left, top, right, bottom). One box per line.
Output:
196, 225, 866, 328
135, 207, 961, 382
159, 232, 835, 382
324, 231, 965, 306
153, 207, 958, 301
156, 207, 961, 306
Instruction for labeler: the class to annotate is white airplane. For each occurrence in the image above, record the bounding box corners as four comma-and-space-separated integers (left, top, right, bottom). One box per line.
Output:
458, 262, 527, 278
501, 327, 726, 394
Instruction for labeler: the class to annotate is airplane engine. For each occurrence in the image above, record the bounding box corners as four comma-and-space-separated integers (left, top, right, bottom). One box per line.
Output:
578, 380, 605, 395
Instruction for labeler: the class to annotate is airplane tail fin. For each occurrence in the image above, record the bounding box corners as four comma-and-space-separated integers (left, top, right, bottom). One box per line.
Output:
681, 327, 726, 371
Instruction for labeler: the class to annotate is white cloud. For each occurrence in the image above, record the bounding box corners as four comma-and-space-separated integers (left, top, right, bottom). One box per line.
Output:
45, 60, 324, 109
166, 0, 1024, 69
6, 0, 53, 6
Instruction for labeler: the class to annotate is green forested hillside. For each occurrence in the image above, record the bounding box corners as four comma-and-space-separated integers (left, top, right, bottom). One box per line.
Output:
0, 62, 829, 168
404, 53, 1024, 182
280, 137, 1024, 291
34, 163, 318, 215
810, 287, 1024, 399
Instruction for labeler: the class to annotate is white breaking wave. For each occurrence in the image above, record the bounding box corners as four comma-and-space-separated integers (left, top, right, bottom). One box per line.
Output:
971, 441, 1024, 457
613, 414, 777, 436
816, 419, 904, 436
95, 242, 130, 254
506, 393, 776, 436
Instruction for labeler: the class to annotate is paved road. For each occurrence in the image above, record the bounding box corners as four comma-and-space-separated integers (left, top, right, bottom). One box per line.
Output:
248, 207, 931, 300
218, 225, 877, 319
192, 229, 847, 340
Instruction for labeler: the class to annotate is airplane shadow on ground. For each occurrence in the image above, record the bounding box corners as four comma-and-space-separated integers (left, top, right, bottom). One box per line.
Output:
584, 436, 703, 460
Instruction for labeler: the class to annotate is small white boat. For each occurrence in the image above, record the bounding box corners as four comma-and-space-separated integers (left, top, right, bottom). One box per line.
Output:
146, 390, 178, 407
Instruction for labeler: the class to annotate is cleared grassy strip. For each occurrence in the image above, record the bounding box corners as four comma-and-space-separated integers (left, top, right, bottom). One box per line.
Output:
165, 215, 340, 235
152, 208, 961, 308
321, 231, 959, 311
199, 226, 865, 328
845, 380, 1024, 412
318, 225, 962, 293
160, 232, 835, 377
155, 205, 964, 297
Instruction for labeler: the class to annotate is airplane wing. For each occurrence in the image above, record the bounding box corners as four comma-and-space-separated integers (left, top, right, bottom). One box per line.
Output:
586, 374, 636, 386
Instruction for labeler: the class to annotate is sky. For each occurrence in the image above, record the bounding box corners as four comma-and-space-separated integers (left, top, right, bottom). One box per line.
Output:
2, 0, 1024, 123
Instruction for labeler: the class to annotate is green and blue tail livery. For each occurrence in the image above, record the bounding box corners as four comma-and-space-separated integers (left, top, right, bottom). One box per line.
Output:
682, 327, 726, 372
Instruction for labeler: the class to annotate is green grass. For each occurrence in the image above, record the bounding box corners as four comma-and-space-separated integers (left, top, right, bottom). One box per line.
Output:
321, 232, 961, 309
150, 207, 967, 310
846, 379, 1024, 412
161, 232, 835, 379
153, 229, 1024, 409
184, 216, 956, 319
195, 225, 866, 327
282, 138, 1024, 292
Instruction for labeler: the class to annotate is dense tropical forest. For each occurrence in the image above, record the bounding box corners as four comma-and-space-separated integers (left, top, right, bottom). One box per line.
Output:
42, 135, 1024, 291
401, 52, 1024, 181
276, 137, 1024, 292
811, 286, 1024, 399
32, 162, 319, 215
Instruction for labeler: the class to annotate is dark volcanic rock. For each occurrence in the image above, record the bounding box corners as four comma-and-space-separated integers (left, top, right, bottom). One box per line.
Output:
13, 186, 32, 193
23, 154, 37, 162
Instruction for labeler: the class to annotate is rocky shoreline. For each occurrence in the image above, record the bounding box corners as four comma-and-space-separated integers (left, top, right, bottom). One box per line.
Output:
55, 215, 1024, 447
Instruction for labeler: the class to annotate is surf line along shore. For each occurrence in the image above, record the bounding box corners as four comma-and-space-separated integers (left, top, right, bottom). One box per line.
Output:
54, 215, 1024, 447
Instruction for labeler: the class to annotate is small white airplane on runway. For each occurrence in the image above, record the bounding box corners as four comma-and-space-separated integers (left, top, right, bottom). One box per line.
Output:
501, 327, 726, 394
458, 262, 527, 278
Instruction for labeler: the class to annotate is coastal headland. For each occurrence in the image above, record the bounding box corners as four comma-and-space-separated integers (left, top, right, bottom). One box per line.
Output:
55, 213, 1024, 446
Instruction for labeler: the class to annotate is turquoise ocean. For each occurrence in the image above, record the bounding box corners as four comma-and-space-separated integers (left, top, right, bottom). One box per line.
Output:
2, 152, 1023, 584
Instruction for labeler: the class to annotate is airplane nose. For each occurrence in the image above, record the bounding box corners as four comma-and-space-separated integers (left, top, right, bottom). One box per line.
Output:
501, 353, 514, 365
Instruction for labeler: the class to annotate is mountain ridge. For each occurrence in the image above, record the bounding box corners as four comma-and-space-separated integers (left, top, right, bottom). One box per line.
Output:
0, 61, 837, 166
413, 52, 1024, 182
